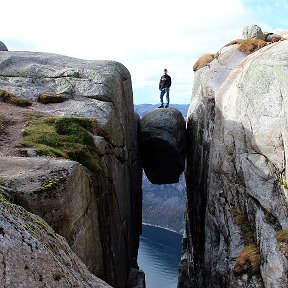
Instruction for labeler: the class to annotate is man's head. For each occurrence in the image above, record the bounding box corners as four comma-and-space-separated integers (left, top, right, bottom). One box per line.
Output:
164, 69, 167, 74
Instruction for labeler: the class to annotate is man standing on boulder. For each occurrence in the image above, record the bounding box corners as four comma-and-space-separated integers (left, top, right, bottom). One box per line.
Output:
158, 69, 171, 108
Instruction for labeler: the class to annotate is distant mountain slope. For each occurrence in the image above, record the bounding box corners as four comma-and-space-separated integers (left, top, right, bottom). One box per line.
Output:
142, 173, 185, 234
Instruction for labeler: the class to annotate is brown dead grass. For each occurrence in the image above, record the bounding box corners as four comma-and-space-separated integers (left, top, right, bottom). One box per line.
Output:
37, 93, 67, 104
276, 230, 288, 256
238, 39, 267, 54
193, 53, 215, 72
231, 208, 261, 276
224, 38, 267, 54
233, 244, 261, 276
0, 89, 32, 107
231, 208, 254, 245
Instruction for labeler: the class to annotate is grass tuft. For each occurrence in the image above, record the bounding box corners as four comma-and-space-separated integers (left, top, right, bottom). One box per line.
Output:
22, 114, 101, 172
231, 208, 255, 245
231, 208, 261, 276
193, 53, 215, 72
37, 93, 67, 104
233, 244, 261, 276
276, 230, 288, 256
238, 39, 267, 54
0, 89, 32, 107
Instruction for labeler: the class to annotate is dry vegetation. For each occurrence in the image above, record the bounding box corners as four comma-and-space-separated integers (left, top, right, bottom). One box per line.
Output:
233, 244, 261, 276
193, 53, 215, 72
231, 208, 261, 276
193, 35, 279, 73
238, 39, 267, 53
224, 38, 267, 53
0, 89, 32, 107
37, 93, 67, 104
276, 230, 288, 256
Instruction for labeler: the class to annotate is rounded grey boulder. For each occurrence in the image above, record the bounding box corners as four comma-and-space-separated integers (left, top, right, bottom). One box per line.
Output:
242, 24, 264, 40
140, 107, 186, 184
0, 41, 8, 51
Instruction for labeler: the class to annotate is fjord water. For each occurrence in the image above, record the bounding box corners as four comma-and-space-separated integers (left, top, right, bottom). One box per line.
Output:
138, 224, 182, 288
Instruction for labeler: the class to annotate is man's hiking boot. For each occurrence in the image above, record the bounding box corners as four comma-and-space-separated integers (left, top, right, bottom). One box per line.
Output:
165, 104, 169, 108
158, 104, 164, 108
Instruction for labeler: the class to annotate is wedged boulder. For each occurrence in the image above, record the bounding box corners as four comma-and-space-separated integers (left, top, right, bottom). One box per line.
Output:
140, 107, 186, 184
0, 195, 111, 288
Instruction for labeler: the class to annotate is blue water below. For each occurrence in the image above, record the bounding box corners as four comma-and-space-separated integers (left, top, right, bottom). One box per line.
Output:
138, 224, 182, 288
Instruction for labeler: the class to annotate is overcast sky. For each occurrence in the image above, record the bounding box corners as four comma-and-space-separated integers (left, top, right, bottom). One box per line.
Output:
1, 0, 287, 104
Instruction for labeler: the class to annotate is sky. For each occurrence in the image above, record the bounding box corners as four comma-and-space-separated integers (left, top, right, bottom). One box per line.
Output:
1, 0, 287, 104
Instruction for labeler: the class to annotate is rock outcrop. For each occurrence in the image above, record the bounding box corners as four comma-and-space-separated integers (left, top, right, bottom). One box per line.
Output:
140, 107, 186, 184
181, 36, 288, 287
0, 195, 111, 288
0, 41, 8, 51
0, 52, 142, 288
242, 24, 265, 40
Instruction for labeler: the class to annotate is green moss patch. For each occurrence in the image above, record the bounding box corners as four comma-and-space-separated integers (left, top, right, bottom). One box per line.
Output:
22, 113, 100, 172
0, 177, 5, 186
0, 89, 32, 107
37, 93, 67, 104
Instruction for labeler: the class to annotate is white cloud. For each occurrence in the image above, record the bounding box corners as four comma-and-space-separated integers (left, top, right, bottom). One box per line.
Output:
0, 0, 269, 104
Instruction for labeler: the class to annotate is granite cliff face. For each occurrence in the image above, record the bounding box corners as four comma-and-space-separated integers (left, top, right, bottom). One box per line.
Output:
181, 37, 288, 287
0, 52, 142, 288
0, 194, 112, 288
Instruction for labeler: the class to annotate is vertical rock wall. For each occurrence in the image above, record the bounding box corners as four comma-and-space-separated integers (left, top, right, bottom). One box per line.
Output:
0, 52, 142, 288
182, 41, 288, 287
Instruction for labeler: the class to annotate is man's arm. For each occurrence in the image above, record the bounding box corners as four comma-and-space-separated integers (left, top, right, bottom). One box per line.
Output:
167, 75, 171, 88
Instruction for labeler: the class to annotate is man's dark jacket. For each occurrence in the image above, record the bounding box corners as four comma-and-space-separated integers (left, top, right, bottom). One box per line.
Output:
159, 74, 171, 89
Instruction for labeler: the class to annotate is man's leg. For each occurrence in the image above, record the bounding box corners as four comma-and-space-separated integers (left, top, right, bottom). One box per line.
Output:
165, 88, 170, 108
159, 89, 165, 108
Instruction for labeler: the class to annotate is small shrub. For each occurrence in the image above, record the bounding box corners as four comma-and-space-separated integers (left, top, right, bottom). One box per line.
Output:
238, 39, 267, 54
0, 89, 32, 107
276, 230, 288, 256
22, 114, 100, 172
37, 93, 66, 104
233, 244, 261, 276
193, 53, 215, 72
